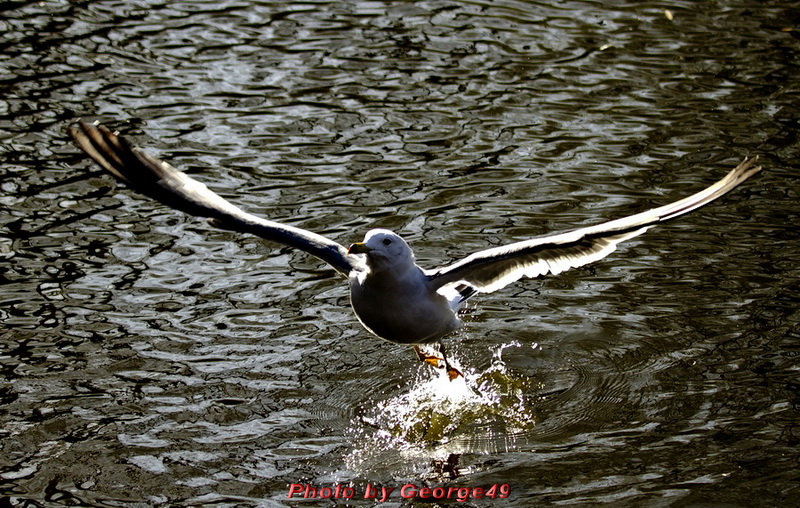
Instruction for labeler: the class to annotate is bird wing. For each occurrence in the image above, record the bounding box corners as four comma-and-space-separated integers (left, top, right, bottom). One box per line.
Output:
69, 121, 356, 276
426, 156, 761, 294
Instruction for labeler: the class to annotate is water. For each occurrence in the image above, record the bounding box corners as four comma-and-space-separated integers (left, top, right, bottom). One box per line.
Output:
2, 0, 798, 506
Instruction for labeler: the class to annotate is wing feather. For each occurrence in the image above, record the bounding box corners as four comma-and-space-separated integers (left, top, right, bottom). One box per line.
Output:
69, 121, 355, 276
428, 156, 760, 293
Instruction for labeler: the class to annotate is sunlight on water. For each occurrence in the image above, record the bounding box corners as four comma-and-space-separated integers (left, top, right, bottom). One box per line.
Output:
345, 343, 540, 473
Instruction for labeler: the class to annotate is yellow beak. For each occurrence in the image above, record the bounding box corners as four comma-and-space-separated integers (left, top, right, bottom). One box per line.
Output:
348, 242, 372, 254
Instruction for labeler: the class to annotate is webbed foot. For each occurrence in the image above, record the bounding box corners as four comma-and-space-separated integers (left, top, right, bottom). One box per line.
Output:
413, 343, 464, 381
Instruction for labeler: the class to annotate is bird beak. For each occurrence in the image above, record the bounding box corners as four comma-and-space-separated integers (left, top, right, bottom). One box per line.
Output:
348, 242, 372, 255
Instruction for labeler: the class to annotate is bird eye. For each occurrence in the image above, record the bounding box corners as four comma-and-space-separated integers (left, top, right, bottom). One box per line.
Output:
382, 238, 392, 246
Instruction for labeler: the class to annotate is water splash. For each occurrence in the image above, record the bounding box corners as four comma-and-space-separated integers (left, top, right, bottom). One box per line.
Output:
344, 343, 540, 474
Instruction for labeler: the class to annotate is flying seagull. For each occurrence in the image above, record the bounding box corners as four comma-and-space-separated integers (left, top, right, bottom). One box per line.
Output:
69, 121, 761, 380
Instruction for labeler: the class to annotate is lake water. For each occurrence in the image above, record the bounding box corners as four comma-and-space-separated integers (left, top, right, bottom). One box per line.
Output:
2, 0, 798, 506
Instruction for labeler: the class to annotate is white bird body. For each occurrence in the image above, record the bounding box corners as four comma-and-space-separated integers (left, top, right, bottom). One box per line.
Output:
348, 229, 461, 344
68, 121, 761, 377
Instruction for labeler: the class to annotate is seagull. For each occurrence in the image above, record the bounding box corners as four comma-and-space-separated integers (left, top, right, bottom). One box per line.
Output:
69, 121, 761, 380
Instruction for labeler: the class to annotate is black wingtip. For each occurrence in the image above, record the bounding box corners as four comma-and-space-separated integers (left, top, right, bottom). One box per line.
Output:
69, 120, 135, 184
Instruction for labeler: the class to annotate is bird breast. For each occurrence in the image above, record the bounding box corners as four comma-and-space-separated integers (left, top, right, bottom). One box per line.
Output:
348, 267, 459, 344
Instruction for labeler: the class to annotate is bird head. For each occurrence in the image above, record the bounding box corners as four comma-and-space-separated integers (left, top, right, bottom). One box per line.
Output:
348, 229, 414, 273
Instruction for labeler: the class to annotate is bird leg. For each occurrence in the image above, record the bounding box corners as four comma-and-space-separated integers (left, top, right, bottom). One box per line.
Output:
414, 344, 442, 367
413, 343, 464, 381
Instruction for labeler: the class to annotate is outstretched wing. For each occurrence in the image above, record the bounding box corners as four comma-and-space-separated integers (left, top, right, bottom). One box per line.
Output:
69, 121, 356, 276
427, 156, 761, 293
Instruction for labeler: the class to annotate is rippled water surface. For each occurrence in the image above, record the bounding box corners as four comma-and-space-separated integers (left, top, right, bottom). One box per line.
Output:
2, 0, 799, 506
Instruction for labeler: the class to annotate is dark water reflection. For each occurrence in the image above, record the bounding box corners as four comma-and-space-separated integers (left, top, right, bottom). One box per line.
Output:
2, 0, 799, 505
